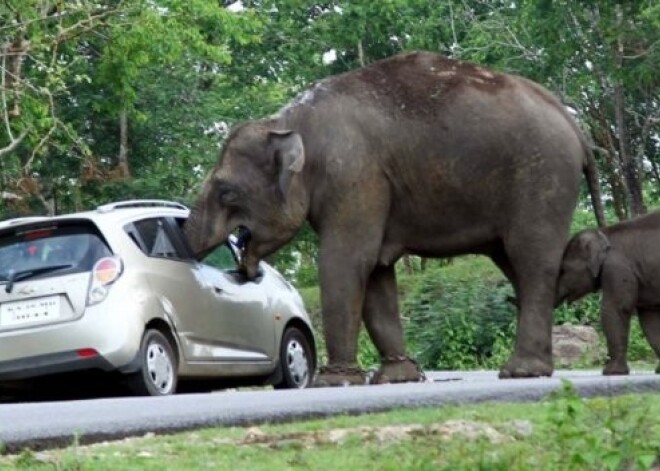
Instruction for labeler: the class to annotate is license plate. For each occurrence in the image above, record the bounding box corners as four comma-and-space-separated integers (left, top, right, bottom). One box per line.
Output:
0, 295, 61, 328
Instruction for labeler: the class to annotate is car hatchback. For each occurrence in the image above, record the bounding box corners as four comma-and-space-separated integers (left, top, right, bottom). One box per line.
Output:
0, 200, 316, 397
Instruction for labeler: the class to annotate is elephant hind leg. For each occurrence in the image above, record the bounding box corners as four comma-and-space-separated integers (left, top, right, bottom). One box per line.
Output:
637, 309, 660, 374
497, 234, 565, 379
363, 264, 425, 384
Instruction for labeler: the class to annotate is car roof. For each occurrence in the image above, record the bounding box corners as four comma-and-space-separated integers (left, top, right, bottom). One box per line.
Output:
0, 200, 190, 231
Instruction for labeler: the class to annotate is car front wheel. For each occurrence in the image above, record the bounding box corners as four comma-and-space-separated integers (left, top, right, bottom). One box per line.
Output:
274, 327, 314, 389
126, 329, 177, 396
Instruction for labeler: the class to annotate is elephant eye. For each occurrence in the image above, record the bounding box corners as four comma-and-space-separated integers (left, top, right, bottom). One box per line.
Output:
219, 189, 239, 205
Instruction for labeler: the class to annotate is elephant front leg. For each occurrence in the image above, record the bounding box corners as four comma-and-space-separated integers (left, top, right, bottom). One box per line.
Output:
362, 264, 425, 384
600, 277, 636, 375
313, 244, 371, 387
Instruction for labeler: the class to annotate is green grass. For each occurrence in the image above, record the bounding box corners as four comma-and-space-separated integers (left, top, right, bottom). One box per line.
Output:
3, 383, 660, 470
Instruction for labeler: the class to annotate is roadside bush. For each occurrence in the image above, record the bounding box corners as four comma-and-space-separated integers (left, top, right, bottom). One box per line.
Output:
401, 257, 516, 370
543, 381, 659, 470
554, 294, 600, 326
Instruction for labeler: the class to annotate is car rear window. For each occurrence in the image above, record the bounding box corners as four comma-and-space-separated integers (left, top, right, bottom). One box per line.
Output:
0, 221, 112, 282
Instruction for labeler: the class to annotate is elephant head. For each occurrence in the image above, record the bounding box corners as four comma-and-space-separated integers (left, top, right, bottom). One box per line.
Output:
184, 121, 308, 279
555, 229, 611, 306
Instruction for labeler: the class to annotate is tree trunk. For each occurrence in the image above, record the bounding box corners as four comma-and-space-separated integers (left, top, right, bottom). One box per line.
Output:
591, 123, 628, 221
614, 83, 645, 217
614, 4, 645, 217
117, 108, 131, 178
357, 40, 365, 67
650, 159, 660, 189
3, 36, 29, 119
402, 256, 413, 275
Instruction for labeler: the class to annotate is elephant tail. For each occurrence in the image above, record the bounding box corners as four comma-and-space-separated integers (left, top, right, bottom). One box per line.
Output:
582, 139, 607, 228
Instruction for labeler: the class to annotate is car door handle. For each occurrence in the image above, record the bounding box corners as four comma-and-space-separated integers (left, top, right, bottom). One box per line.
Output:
214, 286, 223, 294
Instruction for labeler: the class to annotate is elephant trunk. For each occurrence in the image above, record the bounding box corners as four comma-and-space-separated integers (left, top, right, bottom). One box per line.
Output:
184, 205, 223, 259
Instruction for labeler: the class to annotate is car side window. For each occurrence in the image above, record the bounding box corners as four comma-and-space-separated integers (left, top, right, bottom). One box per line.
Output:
131, 218, 184, 260
171, 217, 239, 270
202, 244, 238, 271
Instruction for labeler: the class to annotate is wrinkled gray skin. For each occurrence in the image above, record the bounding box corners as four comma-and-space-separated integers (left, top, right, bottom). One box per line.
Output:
185, 51, 605, 385
556, 211, 660, 375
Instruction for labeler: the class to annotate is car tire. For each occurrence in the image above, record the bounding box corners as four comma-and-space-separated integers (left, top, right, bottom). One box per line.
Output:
274, 327, 314, 389
125, 329, 178, 396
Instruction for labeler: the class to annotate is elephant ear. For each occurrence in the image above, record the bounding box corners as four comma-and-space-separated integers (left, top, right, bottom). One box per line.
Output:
268, 130, 305, 200
586, 230, 611, 279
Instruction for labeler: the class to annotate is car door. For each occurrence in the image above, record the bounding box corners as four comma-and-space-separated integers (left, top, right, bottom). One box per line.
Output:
168, 218, 277, 362
128, 217, 222, 362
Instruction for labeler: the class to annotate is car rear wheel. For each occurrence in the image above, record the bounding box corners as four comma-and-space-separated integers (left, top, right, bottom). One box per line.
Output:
126, 329, 177, 396
274, 327, 313, 389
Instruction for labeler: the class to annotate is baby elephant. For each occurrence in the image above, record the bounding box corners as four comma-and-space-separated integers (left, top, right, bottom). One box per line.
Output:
556, 211, 660, 375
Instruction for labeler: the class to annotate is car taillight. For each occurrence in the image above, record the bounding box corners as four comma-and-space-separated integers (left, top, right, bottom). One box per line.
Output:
87, 256, 123, 305
94, 257, 122, 284
77, 348, 98, 358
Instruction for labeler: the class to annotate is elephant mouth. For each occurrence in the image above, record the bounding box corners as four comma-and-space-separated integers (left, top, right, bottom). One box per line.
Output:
234, 226, 260, 279
234, 226, 252, 255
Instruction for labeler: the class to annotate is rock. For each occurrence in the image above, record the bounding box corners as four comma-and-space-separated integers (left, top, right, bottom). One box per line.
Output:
504, 420, 533, 438
552, 324, 601, 368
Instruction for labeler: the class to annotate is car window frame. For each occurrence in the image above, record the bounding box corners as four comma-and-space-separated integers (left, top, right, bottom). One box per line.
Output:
125, 217, 190, 262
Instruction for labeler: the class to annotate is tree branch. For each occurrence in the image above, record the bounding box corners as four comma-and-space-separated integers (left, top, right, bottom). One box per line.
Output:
0, 126, 28, 158
622, 40, 660, 59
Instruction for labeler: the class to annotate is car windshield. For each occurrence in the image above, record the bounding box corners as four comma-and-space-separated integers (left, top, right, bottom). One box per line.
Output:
0, 222, 112, 282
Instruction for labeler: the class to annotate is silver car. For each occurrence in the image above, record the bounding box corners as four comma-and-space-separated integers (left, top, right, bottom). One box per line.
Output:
0, 200, 316, 397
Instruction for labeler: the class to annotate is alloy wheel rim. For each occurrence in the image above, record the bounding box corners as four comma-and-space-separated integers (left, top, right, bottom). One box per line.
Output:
286, 339, 309, 387
146, 342, 174, 394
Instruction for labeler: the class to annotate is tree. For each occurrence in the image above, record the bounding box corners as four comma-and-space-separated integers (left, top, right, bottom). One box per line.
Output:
451, 1, 660, 220
0, 0, 265, 215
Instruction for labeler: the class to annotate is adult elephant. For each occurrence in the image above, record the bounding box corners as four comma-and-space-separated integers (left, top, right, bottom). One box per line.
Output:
185, 51, 604, 386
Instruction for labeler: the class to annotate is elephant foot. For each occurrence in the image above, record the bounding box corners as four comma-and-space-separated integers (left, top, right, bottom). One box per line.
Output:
313, 364, 367, 387
499, 354, 553, 379
370, 356, 426, 385
603, 360, 629, 376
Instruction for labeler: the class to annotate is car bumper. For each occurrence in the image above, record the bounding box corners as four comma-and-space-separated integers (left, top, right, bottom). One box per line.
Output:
0, 297, 148, 381
0, 350, 116, 380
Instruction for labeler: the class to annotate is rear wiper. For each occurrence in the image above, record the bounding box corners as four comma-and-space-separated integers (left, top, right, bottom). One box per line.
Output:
3, 264, 74, 294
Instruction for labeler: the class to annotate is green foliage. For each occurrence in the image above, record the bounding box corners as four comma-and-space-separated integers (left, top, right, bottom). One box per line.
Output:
357, 328, 380, 369
269, 223, 319, 287
628, 321, 655, 363
14, 449, 39, 468
554, 294, 601, 327
544, 380, 659, 470
401, 257, 516, 370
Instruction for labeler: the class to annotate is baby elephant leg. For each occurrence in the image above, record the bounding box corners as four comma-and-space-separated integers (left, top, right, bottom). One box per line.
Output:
638, 309, 660, 374
601, 299, 633, 375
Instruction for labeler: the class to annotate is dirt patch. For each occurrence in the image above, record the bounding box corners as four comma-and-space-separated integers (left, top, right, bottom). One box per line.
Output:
0, 419, 533, 466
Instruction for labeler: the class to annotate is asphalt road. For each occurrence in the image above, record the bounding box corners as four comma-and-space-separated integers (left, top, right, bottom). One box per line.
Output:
1, 370, 659, 453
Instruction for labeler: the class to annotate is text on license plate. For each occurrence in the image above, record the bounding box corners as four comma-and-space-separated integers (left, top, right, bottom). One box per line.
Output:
0, 295, 61, 327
